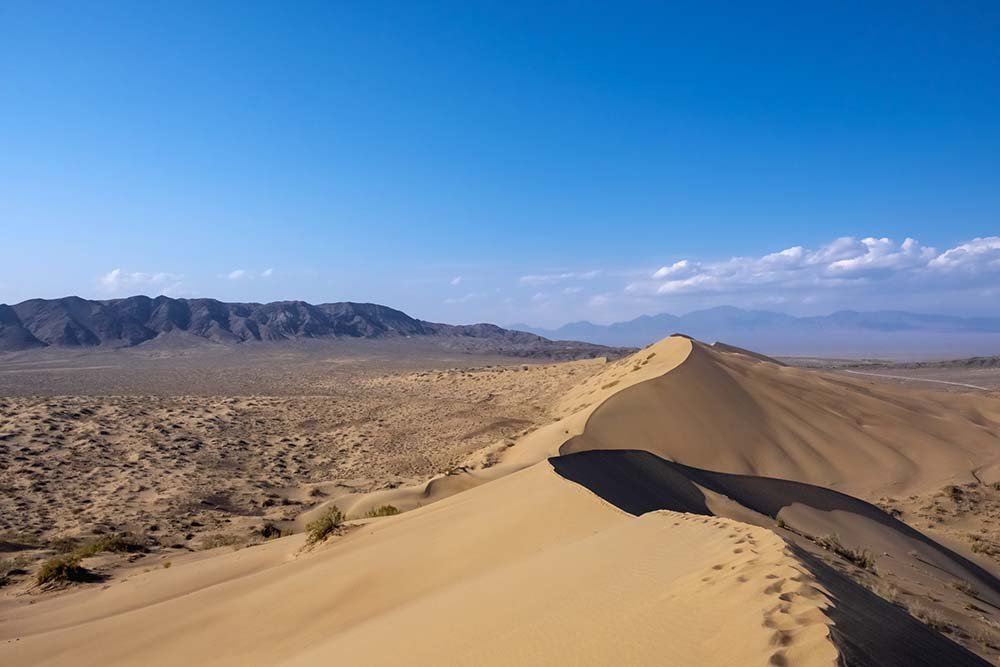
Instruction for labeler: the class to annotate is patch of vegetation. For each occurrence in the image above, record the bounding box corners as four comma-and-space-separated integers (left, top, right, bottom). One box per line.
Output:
306, 506, 344, 546
967, 533, 1000, 561
48, 535, 82, 553
162, 561, 172, 569
367, 505, 400, 518
950, 579, 980, 597
0, 531, 44, 548
869, 581, 904, 606
75, 532, 148, 558
260, 522, 283, 539
814, 534, 877, 571
36, 555, 90, 586
972, 623, 1000, 650
199, 534, 245, 551
908, 601, 950, 633
944, 485, 964, 502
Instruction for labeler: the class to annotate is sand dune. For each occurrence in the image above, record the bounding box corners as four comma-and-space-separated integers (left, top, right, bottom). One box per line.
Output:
4, 334, 1000, 665
563, 340, 1000, 497
553, 449, 998, 662
0, 462, 837, 667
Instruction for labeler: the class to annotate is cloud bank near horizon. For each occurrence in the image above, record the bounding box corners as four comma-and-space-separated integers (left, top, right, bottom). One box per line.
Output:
511, 235, 1000, 326
73, 235, 1000, 327
627, 236, 1000, 297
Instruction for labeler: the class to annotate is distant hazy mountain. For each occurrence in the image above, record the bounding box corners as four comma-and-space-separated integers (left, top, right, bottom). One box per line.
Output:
515, 306, 1000, 358
0, 296, 628, 360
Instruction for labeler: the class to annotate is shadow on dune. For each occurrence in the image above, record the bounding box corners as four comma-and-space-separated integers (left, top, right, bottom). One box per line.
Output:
789, 545, 986, 667
560, 340, 1000, 498
550, 449, 993, 667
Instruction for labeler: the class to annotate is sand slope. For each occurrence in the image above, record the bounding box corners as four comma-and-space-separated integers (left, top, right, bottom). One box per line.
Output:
552, 449, 997, 664
563, 340, 1000, 497
0, 462, 836, 667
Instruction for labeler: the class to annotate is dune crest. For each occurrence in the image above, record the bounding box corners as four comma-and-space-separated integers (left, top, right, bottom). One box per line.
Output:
563, 340, 1000, 497
330, 335, 692, 518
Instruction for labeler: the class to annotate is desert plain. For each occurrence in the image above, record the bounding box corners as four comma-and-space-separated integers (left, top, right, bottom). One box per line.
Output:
2, 336, 1000, 666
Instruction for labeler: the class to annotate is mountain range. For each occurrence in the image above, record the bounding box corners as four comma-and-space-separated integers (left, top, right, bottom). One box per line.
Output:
515, 306, 1000, 358
0, 296, 625, 360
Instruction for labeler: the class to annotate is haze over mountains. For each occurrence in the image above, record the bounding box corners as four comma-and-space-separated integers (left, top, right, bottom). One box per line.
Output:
6, 296, 1000, 360
0, 296, 622, 359
516, 306, 1000, 358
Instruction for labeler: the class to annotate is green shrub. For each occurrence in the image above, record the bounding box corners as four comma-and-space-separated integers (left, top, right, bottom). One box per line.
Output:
37, 555, 89, 585
870, 581, 903, 606
199, 534, 245, 551
815, 534, 876, 571
48, 536, 82, 553
367, 505, 400, 518
909, 601, 950, 633
76, 533, 147, 558
306, 506, 344, 545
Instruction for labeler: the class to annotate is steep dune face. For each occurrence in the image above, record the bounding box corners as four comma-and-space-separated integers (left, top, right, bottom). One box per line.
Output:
563, 340, 1000, 497
0, 463, 837, 667
551, 449, 993, 666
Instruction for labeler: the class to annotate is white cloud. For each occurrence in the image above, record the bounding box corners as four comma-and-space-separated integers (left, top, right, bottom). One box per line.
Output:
98, 268, 185, 296
652, 259, 697, 279
450, 276, 462, 286
631, 235, 1000, 298
227, 269, 249, 280
261, 268, 274, 278
519, 270, 601, 286
826, 237, 935, 274
562, 286, 584, 294
929, 237, 1000, 272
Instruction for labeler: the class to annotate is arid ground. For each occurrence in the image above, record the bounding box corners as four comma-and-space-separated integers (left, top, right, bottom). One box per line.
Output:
0, 340, 602, 571
3, 338, 1000, 666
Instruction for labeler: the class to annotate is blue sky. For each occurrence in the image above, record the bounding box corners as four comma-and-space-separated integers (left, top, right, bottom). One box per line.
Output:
1, 2, 998, 327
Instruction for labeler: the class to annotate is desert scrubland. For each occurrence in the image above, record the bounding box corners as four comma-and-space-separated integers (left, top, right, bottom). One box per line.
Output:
2, 336, 1000, 665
